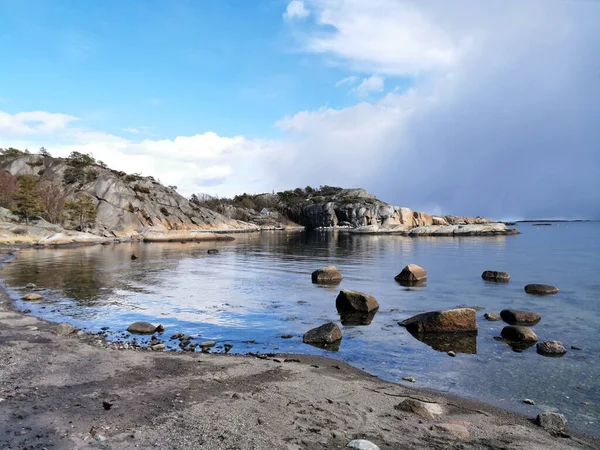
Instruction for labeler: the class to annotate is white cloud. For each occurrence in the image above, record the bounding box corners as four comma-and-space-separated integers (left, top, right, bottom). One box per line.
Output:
123, 128, 141, 134
283, 1, 310, 21
0, 111, 78, 135
334, 76, 358, 87
350, 75, 384, 97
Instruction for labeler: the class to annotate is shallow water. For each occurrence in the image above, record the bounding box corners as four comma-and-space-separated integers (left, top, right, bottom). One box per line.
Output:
2, 223, 599, 436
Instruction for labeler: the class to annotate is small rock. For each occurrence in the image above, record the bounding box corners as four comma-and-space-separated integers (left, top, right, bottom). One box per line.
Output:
402, 377, 416, 383
199, 341, 216, 348
101, 326, 110, 331
395, 264, 427, 284
336, 289, 379, 313
22, 293, 43, 301
523, 399, 535, 405
537, 412, 567, 432
481, 271, 510, 282
536, 341, 567, 357
311, 266, 343, 284
500, 309, 541, 326
501, 325, 538, 342
150, 343, 165, 351
303, 322, 342, 345
484, 312, 501, 321
25, 283, 37, 289
55, 323, 76, 336
571, 345, 582, 350
127, 321, 163, 334
102, 401, 113, 410
23, 308, 32, 314
207, 249, 219, 254
281, 334, 293, 339
224, 344, 233, 353
395, 398, 443, 420
447, 351, 456, 357
131, 254, 138, 260
524, 284, 559, 295
346, 439, 380, 450
431, 423, 470, 439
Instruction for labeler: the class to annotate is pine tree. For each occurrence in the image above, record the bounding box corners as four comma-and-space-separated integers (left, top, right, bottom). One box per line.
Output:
65, 193, 98, 231
12, 175, 45, 224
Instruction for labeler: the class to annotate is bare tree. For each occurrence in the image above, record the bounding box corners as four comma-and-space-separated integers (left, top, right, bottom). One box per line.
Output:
0, 170, 18, 208
38, 182, 67, 224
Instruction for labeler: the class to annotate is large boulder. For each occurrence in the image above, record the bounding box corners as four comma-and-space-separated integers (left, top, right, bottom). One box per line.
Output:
312, 266, 343, 284
501, 326, 538, 342
395, 264, 427, 284
500, 309, 541, 326
336, 289, 379, 313
399, 308, 477, 333
127, 321, 164, 335
525, 284, 559, 295
481, 270, 510, 282
394, 399, 444, 420
536, 341, 567, 357
303, 322, 342, 345
537, 412, 567, 432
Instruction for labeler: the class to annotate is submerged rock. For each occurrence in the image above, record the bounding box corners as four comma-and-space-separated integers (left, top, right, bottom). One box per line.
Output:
311, 266, 343, 284
501, 326, 538, 342
481, 271, 510, 282
525, 284, 559, 295
395, 398, 444, 420
22, 293, 43, 301
536, 341, 567, 357
303, 322, 342, 348
394, 264, 427, 285
500, 309, 541, 326
484, 312, 502, 321
399, 308, 477, 333
537, 412, 567, 432
336, 289, 379, 313
127, 321, 164, 334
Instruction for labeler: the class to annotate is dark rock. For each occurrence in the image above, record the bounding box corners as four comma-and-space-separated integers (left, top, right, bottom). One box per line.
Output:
336, 289, 379, 313
447, 351, 456, 357
571, 345, 582, 350
224, 344, 233, 353
207, 249, 219, 254
536, 341, 567, 357
281, 334, 293, 339
523, 399, 535, 405
127, 321, 163, 334
102, 401, 113, 410
525, 284, 559, 295
537, 412, 567, 432
394, 264, 427, 285
399, 308, 477, 333
303, 322, 342, 350
501, 325, 538, 342
311, 266, 343, 284
484, 312, 501, 321
500, 309, 541, 326
131, 254, 138, 260
481, 271, 510, 282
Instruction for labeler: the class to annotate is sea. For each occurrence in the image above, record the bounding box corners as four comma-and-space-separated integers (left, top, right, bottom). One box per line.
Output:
1, 222, 598, 436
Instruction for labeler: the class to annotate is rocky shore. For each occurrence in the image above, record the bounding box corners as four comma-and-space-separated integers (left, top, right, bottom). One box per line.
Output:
1, 250, 598, 449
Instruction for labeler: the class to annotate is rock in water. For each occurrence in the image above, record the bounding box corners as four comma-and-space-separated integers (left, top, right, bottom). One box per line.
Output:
127, 321, 163, 334
537, 412, 567, 432
395, 399, 444, 420
394, 264, 427, 284
481, 271, 510, 282
536, 341, 567, 357
501, 325, 538, 342
335, 289, 379, 312
22, 293, 43, 301
484, 312, 502, 321
207, 249, 219, 254
303, 322, 342, 345
311, 266, 343, 284
346, 439, 380, 450
524, 284, 559, 295
399, 308, 477, 333
55, 323, 76, 336
25, 283, 37, 289
500, 309, 541, 326
131, 254, 138, 260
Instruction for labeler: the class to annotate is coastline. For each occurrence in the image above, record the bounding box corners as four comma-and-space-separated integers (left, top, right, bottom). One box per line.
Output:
1, 249, 598, 449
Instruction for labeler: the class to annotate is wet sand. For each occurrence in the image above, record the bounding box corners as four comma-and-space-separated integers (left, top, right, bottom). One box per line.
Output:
1, 249, 598, 449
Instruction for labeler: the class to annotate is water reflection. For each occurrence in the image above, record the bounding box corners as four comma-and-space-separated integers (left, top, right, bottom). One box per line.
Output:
408, 331, 478, 354
303, 340, 341, 352
338, 310, 377, 326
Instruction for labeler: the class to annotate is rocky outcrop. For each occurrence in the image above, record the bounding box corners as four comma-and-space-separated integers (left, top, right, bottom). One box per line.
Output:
312, 266, 343, 284
399, 308, 477, 333
335, 289, 379, 313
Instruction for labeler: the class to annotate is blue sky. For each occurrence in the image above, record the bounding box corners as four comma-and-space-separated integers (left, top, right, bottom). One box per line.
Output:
1, 0, 599, 220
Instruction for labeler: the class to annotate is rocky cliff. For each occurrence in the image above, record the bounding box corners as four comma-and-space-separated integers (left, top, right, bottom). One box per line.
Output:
0, 154, 257, 238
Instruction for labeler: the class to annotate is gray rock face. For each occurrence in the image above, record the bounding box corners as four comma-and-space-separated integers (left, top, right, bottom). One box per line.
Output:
536, 341, 567, 357
537, 412, 567, 432
335, 289, 379, 312
303, 322, 342, 345
312, 266, 343, 284
500, 309, 541, 326
501, 326, 538, 342
394, 399, 444, 420
400, 308, 477, 333
127, 322, 163, 335
55, 323, 76, 336
482, 270, 510, 282
525, 284, 559, 295
395, 264, 427, 284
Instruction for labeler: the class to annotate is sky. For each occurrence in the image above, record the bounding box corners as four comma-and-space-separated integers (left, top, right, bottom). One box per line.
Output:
0, 0, 599, 220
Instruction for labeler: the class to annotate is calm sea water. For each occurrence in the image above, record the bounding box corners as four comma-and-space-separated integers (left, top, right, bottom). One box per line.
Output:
1, 223, 599, 436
